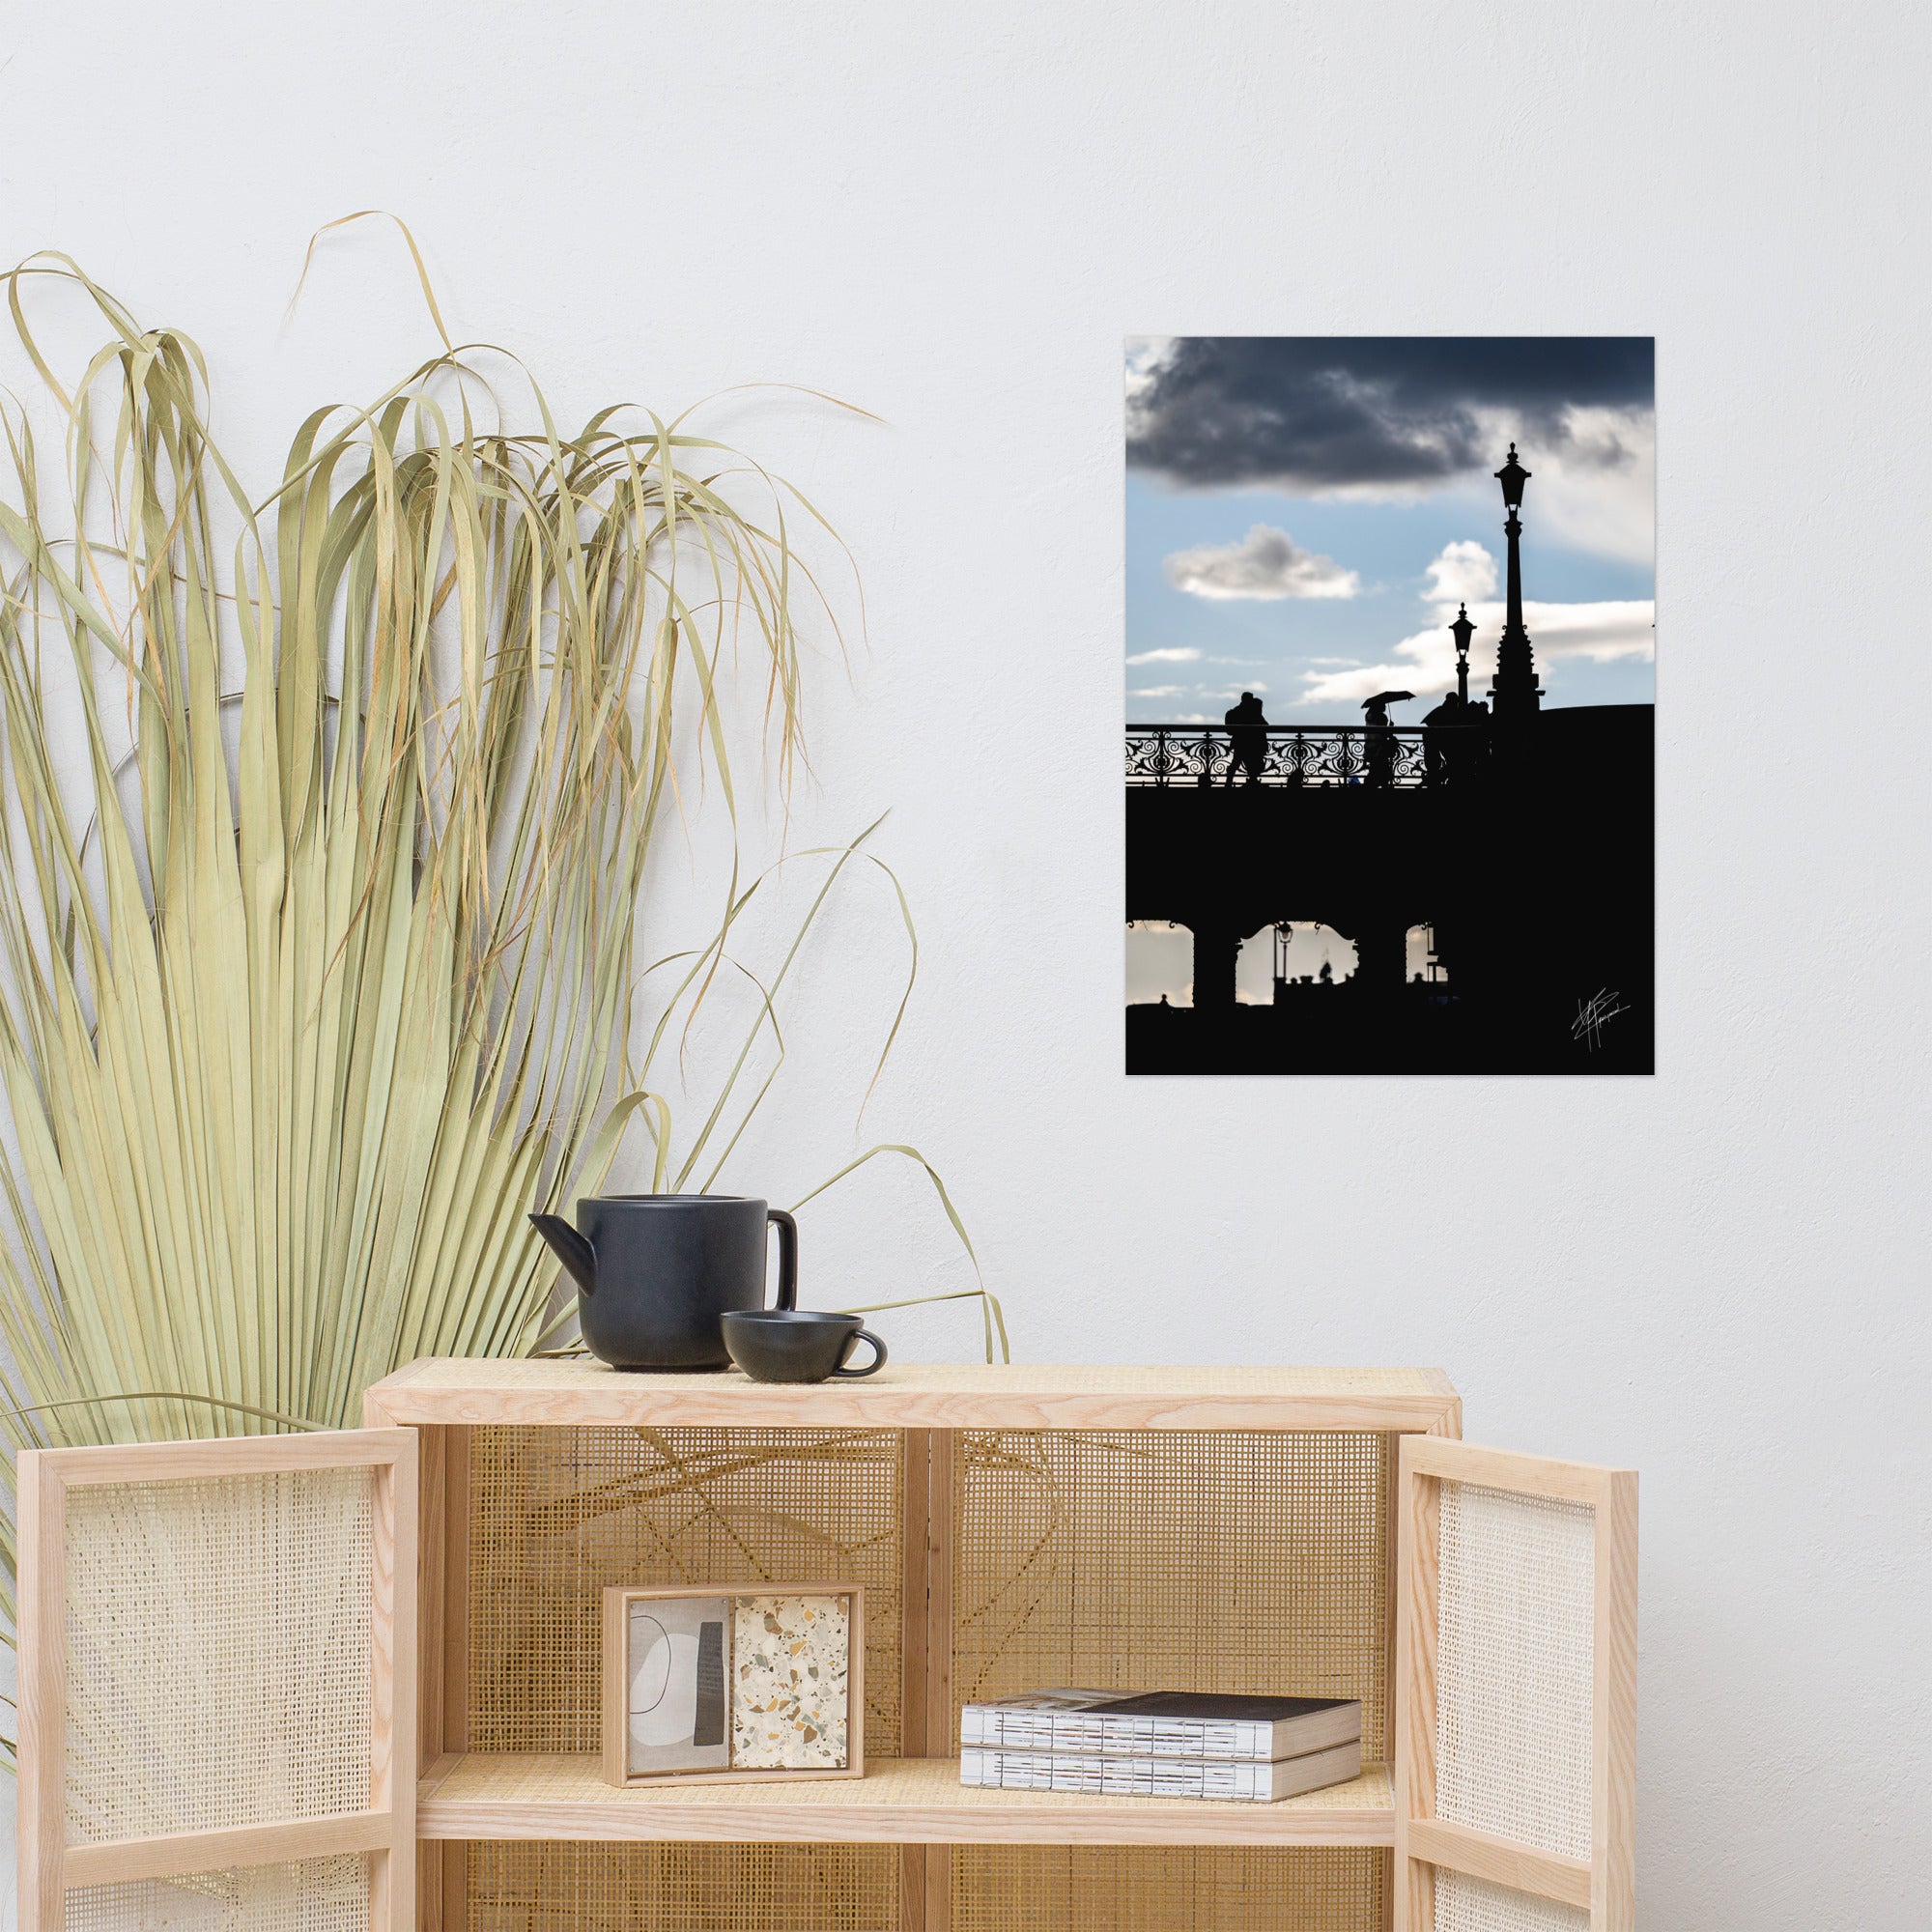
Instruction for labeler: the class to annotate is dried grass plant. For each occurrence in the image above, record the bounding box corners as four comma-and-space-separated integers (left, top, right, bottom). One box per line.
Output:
0, 229, 1001, 1763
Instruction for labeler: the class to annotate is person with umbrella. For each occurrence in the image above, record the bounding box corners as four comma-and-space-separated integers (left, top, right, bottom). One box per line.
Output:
1362, 690, 1414, 788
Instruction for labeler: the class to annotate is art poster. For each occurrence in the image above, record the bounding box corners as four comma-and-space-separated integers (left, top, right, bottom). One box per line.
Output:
1124, 338, 1655, 1075
618, 1590, 856, 1779
626, 1594, 732, 1776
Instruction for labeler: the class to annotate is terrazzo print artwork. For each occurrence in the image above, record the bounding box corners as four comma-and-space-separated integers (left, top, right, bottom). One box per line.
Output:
730, 1594, 851, 1770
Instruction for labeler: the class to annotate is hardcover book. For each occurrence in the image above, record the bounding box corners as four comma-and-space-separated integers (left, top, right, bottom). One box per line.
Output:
958, 1688, 1360, 1762
959, 1737, 1364, 1804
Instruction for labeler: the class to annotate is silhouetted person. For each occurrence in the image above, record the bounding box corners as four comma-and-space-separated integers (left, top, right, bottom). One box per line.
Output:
1319, 959, 1333, 984
1423, 689, 1464, 785
1223, 692, 1269, 787
1423, 689, 1487, 788
1362, 690, 1413, 788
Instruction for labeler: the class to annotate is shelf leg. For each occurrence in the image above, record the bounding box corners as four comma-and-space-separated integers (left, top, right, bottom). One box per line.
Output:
925, 1845, 952, 1932
900, 1430, 954, 1932
411, 1424, 470, 1932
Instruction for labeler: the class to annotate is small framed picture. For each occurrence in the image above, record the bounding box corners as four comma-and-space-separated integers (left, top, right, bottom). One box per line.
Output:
601, 1583, 865, 1787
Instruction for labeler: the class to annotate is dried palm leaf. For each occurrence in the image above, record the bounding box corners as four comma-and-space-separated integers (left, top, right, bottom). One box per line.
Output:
0, 237, 1001, 1766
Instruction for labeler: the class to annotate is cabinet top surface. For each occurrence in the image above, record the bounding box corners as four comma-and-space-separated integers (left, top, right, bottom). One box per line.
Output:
364, 1357, 1460, 1431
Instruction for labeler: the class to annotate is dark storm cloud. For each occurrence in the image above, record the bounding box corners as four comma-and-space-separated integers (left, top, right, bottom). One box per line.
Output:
1127, 337, 1654, 490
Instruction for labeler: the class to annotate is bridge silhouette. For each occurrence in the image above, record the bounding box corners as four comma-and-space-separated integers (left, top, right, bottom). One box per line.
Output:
1125, 704, 1654, 1074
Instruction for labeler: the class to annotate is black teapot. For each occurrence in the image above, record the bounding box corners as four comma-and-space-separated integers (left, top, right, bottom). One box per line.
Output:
529, 1194, 798, 1371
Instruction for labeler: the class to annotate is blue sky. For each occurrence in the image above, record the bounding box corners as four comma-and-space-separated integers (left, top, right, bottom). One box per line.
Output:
1124, 338, 1655, 728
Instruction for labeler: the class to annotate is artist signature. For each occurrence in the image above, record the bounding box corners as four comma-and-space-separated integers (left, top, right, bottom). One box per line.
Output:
1572, 988, 1629, 1052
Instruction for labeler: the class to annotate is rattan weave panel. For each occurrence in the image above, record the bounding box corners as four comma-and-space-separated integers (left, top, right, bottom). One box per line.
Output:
63, 1856, 370, 1932
952, 1431, 1393, 1758
467, 1841, 898, 1932
952, 1846, 1387, 1932
469, 1426, 902, 1756
1434, 1870, 1590, 1932
63, 1470, 375, 1841
1435, 1481, 1595, 1861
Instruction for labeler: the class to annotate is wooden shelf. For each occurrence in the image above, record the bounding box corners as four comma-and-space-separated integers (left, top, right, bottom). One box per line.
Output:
366, 1357, 1461, 1434
416, 1753, 1395, 1848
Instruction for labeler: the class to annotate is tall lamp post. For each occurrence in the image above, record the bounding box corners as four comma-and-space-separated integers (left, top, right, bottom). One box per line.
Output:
1449, 601, 1475, 704
1490, 442, 1543, 721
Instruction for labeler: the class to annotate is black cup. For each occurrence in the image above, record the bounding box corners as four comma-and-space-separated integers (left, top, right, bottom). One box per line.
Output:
721, 1310, 888, 1384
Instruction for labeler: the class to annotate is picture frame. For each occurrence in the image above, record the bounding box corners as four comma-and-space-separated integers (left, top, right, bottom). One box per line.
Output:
601, 1582, 866, 1788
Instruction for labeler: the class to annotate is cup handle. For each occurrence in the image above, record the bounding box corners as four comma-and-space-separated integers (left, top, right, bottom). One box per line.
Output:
832, 1328, 887, 1378
767, 1208, 798, 1311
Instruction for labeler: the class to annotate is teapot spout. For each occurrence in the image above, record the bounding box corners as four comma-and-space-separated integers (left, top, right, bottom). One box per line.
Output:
529, 1213, 598, 1296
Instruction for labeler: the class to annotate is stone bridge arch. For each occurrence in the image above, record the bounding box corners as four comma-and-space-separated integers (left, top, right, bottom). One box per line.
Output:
1166, 906, 1435, 1011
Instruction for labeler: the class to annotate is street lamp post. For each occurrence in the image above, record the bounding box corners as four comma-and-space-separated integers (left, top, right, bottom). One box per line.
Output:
1490, 442, 1543, 721
1449, 601, 1475, 704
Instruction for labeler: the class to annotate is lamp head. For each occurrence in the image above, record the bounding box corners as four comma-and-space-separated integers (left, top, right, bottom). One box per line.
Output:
1449, 601, 1476, 652
1495, 442, 1530, 513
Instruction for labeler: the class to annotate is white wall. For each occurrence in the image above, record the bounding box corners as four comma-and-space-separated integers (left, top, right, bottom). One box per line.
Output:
5, 2, 1928, 1924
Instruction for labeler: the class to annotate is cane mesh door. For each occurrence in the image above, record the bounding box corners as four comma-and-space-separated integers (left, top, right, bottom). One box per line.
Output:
16, 1430, 417, 1932
1394, 1439, 1635, 1932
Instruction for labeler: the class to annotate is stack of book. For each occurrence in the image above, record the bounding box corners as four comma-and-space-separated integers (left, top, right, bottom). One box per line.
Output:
958, 1688, 1362, 1804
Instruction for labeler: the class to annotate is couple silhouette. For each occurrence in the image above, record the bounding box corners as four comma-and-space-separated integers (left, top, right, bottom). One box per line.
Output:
1222, 692, 1268, 786
1222, 690, 1417, 786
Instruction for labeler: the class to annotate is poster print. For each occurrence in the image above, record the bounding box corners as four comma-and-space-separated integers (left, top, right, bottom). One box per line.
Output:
1124, 337, 1654, 1074
626, 1594, 731, 1776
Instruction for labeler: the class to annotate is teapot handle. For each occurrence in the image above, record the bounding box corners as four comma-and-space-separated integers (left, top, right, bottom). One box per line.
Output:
767, 1208, 798, 1311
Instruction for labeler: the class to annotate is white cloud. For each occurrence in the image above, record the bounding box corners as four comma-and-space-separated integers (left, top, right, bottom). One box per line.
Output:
1222, 406, 1653, 570
1249, 406, 1654, 567
1444, 406, 1654, 567
1125, 646, 1202, 665
1124, 336, 1178, 418
1520, 406, 1655, 567
1296, 539, 1654, 706
1131, 681, 1267, 701
1422, 540, 1497, 608
1163, 525, 1360, 601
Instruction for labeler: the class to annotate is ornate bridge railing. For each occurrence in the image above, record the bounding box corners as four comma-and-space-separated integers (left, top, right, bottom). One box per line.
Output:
1125, 723, 1484, 789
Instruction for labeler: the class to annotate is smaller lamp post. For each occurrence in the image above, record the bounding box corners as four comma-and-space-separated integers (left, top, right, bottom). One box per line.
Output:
1449, 601, 1475, 704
